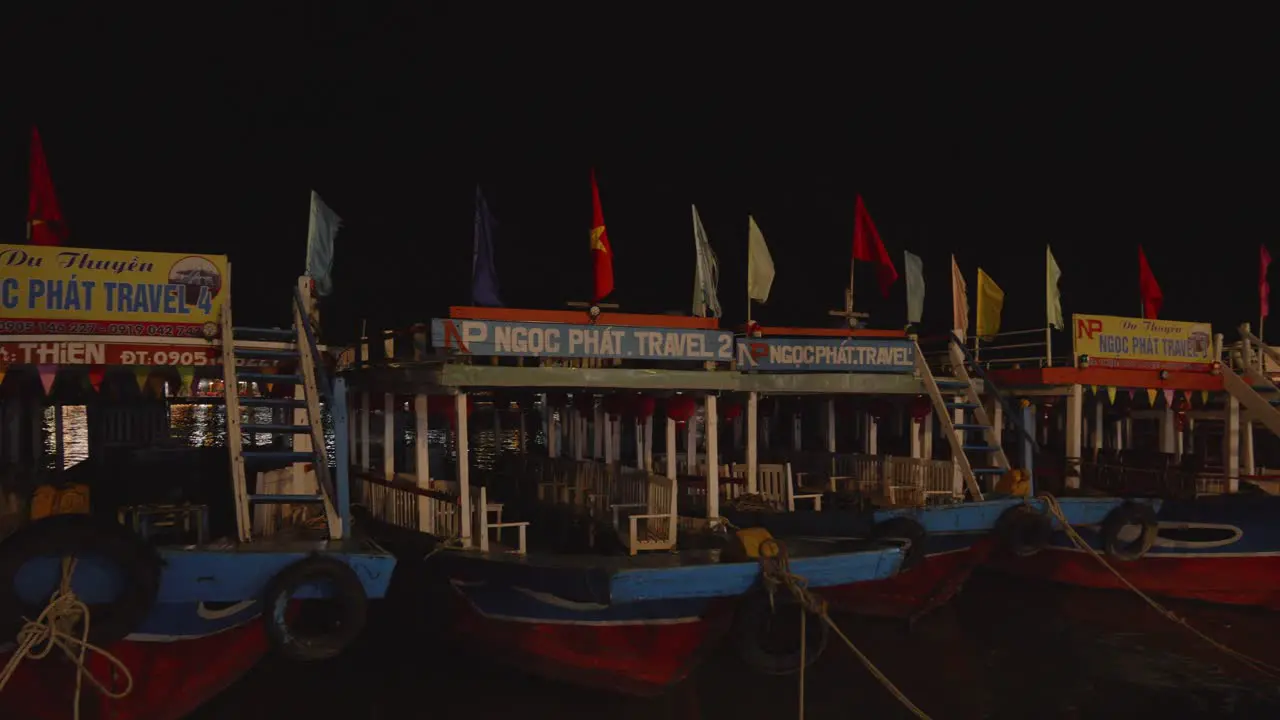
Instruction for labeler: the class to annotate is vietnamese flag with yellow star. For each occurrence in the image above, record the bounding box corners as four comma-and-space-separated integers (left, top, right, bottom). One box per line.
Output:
590, 169, 614, 302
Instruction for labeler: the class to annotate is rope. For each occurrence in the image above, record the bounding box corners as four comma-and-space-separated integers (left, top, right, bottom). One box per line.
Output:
756, 538, 932, 720
1037, 493, 1280, 680
724, 493, 782, 514
0, 557, 134, 720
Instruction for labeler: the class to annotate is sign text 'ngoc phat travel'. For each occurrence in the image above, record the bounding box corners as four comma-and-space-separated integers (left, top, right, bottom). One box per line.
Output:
432, 318, 736, 362
736, 337, 916, 373
0, 245, 228, 338
1072, 313, 1213, 371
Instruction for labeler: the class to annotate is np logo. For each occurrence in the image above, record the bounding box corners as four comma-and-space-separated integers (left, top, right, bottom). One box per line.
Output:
1076, 317, 1104, 340
737, 341, 769, 367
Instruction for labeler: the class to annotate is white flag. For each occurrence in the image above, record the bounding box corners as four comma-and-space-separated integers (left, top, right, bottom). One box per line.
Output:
691, 205, 722, 317
1047, 244, 1064, 330
747, 215, 775, 303
306, 190, 342, 297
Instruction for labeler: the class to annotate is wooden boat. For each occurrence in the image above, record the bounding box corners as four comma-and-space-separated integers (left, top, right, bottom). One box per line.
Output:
0, 247, 395, 720
715, 326, 1138, 622
341, 309, 910, 696
978, 313, 1280, 611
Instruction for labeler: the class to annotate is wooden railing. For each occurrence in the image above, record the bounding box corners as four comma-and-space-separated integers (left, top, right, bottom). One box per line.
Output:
351, 470, 460, 538
830, 454, 961, 506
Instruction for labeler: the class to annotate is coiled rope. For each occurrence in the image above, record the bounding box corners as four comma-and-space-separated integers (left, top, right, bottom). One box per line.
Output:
756, 537, 932, 720
1037, 493, 1280, 680
0, 557, 134, 720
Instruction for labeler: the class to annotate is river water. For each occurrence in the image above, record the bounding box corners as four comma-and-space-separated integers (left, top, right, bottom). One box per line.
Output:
44, 406, 1280, 719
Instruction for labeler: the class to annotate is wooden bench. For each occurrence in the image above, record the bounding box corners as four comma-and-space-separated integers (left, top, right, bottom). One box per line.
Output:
473, 485, 529, 554
609, 469, 677, 555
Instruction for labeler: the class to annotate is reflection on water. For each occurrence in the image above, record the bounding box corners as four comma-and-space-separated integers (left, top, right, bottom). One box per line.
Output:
44, 400, 537, 479
44, 403, 339, 468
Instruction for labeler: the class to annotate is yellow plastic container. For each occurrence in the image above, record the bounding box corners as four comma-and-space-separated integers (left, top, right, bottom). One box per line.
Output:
994, 469, 1031, 497
735, 527, 777, 558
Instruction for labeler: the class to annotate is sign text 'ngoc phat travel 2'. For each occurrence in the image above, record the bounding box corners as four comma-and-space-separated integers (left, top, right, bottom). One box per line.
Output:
432, 319, 735, 362
0, 245, 228, 338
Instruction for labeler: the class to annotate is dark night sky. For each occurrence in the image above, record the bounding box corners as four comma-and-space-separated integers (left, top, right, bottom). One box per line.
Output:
5, 9, 1277, 345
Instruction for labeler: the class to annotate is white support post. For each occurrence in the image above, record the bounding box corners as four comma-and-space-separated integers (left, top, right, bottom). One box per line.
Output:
1065, 384, 1082, 489
456, 392, 473, 546
634, 420, 644, 470
747, 391, 759, 493
922, 412, 934, 459
1092, 400, 1104, 458
1224, 396, 1240, 493
383, 392, 395, 480
359, 391, 371, 470
604, 416, 615, 465
705, 395, 719, 521
594, 404, 604, 459
792, 410, 802, 451
613, 419, 623, 466
1242, 420, 1255, 477
987, 398, 1004, 468
686, 414, 697, 474
348, 392, 359, 460
414, 394, 431, 533
644, 416, 654, 472
865, 413, 878, 455
826, 399, 837, 453
666, 417, 678, 480
910, 418, 922, 459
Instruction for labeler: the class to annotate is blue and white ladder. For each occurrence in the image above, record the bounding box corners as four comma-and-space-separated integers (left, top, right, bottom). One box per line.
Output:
220, 279, 340, 542
913, 335, 1012, 501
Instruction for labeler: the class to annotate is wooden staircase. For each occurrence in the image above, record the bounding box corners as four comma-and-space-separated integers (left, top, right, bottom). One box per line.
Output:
913, 334, 1015, 501
221, 277, 341, 542
1224, 325, 1280, 438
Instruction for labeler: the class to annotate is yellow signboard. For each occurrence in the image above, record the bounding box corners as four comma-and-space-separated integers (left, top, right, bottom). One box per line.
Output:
1072, 313, 1213, 370
0, 244, 228, 338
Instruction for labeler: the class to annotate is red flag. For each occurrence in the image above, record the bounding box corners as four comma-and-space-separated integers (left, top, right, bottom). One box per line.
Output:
1138, 245, 1162, 319
852, 195, 898, 298
1262, 244, 1272, 320
589, 169, 614, 303
27, 126, 67, 246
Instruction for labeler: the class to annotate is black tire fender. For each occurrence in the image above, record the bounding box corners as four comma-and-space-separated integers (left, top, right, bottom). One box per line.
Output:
731, 586, 828, 675
0, 514, 162, 647
870, 517, 928, 571
1101, 502, 1158, 562
994, 504, 1052, 558
262, 554, 368, 662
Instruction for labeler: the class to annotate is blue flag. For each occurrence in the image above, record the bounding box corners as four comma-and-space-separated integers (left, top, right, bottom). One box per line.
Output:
306, 190, 342, 296
472, 186, 503, 307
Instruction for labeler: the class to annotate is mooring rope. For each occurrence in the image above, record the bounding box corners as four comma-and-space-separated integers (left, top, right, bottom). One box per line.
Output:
1037, 492, 1280, 680
0, 557, 134, 720
756, 537, 932, 720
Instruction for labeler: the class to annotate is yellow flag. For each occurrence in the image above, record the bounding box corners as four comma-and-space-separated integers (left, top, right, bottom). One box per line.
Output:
1146, 388, 1158, 407
975, 269, 1005, 338
1106, 386, 1117, 404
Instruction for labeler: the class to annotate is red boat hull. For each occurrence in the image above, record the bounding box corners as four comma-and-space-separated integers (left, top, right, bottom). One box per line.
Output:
987, 547, 1280, 611
820, 539, 994, 621
448, 589, 731, 696
0, 621, 268, 720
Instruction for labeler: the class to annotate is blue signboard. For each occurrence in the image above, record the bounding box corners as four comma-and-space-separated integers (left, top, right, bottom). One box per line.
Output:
736, 337, 916, 373
431, 318, 735, 362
